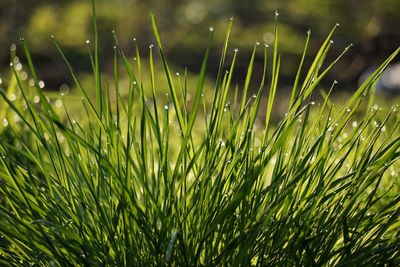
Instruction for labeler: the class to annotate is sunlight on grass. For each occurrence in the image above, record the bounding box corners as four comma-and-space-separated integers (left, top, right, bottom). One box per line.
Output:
0, 2, 399, 265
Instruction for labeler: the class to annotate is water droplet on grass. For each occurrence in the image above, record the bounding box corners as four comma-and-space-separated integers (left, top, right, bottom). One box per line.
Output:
59, 84, 70, 95
39, 80, 45, 89
352, 121, 358, 127
209, 26, 214, 32
2, 119, 8, 127
164, 105, 169, 110
55, 99, 62, 108
9, 93, 16, 101
13, 114, 19, 122
21, 72, 28, 80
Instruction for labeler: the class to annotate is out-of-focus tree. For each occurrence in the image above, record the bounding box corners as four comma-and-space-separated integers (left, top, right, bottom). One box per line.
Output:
0, 0, 399, 89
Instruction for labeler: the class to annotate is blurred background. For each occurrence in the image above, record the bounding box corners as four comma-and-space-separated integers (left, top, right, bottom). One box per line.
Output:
0, 0, 399, 95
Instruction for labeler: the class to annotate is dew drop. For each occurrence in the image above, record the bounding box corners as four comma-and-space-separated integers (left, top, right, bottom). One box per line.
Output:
209, 26, 214, 32
352, 121, 358, 128
86, 40, 90, 44
9, 93, 16, 101
21, 72, 28, 80
164, 105, 169, 110
2, 118, 8, 127
55, 99, 63, 108
33, 95, 40, 103
12, 114, 19, 123
59, 83, 70, 95
234, 48, 239, 53
38, 80, 45, 89
275, 10, 279, 17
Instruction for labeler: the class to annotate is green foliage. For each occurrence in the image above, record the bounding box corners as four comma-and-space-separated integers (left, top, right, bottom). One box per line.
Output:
0, 4, 400, 266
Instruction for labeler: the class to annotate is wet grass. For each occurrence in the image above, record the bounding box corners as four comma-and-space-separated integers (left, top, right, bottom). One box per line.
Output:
0, 2, 399, 266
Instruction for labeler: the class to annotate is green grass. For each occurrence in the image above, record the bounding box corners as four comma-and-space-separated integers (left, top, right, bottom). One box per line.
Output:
0, 3, 400, 266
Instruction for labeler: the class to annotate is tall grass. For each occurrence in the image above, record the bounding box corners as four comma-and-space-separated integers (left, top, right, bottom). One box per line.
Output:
0, 3, 399, 266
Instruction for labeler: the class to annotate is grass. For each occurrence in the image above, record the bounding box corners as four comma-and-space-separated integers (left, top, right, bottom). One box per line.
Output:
0, 2, 400, 266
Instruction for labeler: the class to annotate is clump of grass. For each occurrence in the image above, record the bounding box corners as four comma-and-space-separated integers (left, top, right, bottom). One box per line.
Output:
0, 3, 400, 266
